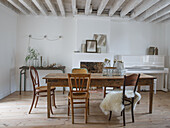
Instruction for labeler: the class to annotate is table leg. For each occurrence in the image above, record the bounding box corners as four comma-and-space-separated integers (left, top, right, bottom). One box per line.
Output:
164, 73, 168, 92
103, 87, 106, 98
137, 86, 141, 104
149, 80, 154, 113
19, 69, 23, 95
63, 87, 65, 94
24, 69, 26, 91
62, 69, 65, 94
47, 82, 51, 118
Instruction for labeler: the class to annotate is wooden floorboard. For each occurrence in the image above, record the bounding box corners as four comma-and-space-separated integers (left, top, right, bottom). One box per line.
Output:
0, 91, 170, 128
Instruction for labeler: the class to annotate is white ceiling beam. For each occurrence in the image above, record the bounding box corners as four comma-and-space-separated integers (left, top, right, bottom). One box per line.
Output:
32, 0, 47, 16
109, 0, 125, 17
85, 0, 91, 15
57, 0, 65, 16
75, 14, 130, 21
136, 0, 170, 21
7, 0, 28, 14
145, 5, 170, 22
131, 0, 160, 19
0, 0, 19, 14
18, 0, 37, 15
45, 0, 57, 15
120, 0, 142, 17
162, 18, 170, 23
111, 15, 130, 21
153, 13, 170, 23
72, 0, 77, 15
97, 0, 109, 16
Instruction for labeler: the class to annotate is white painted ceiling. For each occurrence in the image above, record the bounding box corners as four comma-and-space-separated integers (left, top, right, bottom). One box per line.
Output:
0, 0, 170, 23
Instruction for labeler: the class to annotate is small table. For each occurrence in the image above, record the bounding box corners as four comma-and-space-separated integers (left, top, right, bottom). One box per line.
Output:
19, 66, 65, 95
43, 73, 156, 118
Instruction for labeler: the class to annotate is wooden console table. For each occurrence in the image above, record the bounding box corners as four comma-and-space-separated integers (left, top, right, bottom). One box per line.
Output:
43, 73, 156, 118
19, 66, 65, 95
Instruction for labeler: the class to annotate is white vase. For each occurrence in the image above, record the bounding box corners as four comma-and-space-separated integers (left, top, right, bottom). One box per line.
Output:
33, 59, 39, 67
26, 60, 32, 66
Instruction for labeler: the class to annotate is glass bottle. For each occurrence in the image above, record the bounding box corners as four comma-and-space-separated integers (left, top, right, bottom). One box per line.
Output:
33, 59, 39, 67
103, 59, 111, 76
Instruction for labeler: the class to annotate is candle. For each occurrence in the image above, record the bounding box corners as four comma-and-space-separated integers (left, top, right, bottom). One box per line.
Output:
40, 56, 42, 67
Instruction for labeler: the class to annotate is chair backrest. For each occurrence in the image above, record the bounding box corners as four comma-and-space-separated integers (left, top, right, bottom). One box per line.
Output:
30, 66, 40, 91
68, 73, 91, 95
122, 74, 140, 103
72, 68, 88, 73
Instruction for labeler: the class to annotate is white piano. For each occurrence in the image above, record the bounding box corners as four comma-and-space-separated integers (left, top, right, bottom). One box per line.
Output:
116, 55, 169, 93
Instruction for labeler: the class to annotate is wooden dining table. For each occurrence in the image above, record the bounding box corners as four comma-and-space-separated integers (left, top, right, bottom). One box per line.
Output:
43, 73, 156, 118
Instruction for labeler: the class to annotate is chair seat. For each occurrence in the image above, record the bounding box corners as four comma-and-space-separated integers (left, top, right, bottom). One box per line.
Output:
35, 86, 56, 93
68, 92, 90, 99
110, 90, 134, 105
111, 89, 135, 98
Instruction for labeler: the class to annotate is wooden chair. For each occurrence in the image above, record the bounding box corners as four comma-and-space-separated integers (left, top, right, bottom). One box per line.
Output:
72, 68, 88, 74
69, 68, 89, 119
71, 68, 89, 110
68, 73, 91, 124
109, 74, 140, 126
28, 66, 56, 114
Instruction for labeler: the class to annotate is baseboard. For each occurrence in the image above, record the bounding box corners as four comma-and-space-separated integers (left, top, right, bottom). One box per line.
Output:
0, 89, 11, 99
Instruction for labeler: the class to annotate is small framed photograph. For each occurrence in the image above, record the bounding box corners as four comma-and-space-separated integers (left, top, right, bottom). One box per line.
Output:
86, 40, 97, 53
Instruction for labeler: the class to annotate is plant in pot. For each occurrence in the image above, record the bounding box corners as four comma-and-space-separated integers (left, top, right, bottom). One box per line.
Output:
25, 47, 40, 67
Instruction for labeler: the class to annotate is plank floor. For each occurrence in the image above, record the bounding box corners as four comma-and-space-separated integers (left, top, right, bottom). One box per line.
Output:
0, 91, 170, 128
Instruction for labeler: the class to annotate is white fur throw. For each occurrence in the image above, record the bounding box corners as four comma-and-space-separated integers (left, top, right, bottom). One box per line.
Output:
100, 90, 141, 115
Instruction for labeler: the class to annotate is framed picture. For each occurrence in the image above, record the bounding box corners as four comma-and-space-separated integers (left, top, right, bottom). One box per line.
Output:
93, 34, 107, 53
86, 40, 97, 53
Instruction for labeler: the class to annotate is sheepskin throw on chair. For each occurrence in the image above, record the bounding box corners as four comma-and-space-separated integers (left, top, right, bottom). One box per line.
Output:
100, 90, 141, 115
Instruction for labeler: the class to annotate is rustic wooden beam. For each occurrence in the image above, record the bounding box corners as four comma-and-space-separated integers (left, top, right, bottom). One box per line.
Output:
131, 0, 160, 19
85, 0, 91, 15
145, 5, 170, 22
32, 0, 47, 15
45, 0, 57, 15
57, 0, 65, 16
153, 13, 170, 23
75, 14, 130, 21
97, 0, 109, 16
18, 0, 37, 15
109, 0, 125, 17
0, 0, 19, 14
72, 0, 77, 15
161, 17, 170, 23
7, 0, 28, 14
120, 0, 142, 17
136, 0, 170, 21
111, 15, 130, 21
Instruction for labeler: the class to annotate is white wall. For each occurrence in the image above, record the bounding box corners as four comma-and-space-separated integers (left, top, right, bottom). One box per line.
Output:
165, 22, 170, 89
16, 16, 169, 91
76, 18, 111, 52
0, 5, 17, 99
16, 16, 76, 90
75, 18, 166, 56
110, 22, 166, 55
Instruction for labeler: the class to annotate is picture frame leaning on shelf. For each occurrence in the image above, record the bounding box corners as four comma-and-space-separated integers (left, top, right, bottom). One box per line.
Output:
86, 40, 97, 53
